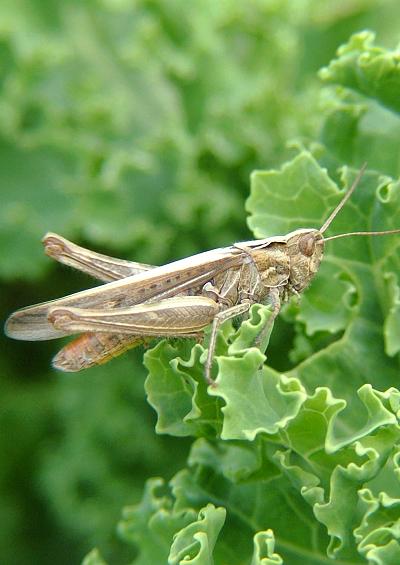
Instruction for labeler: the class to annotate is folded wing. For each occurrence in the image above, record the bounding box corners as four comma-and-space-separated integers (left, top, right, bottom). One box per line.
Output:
5, 246, 245, 340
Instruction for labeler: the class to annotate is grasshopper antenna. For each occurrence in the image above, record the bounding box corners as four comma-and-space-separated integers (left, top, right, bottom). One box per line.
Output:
318, 162, 400, 242
320, 163, 368, 234
322, 229, 400, 242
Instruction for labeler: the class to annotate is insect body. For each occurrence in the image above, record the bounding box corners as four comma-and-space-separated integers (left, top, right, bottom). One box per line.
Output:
4, 166, 400, 384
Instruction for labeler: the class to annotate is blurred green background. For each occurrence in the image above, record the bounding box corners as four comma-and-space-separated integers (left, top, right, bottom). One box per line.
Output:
1, 1, 400, 563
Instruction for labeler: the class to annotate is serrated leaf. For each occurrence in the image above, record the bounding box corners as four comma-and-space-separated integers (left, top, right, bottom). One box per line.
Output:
118, 478, 197, 565
355, 483, 400, 564
168, 504, 226, 565
246, 151, 339, 238
209, 357, 306, 441
251, 531, 283, 565
141, 147, 400, 561
144, 341, 224, 438
320, 90, 400, 178
248, 152, 400, 400
170, 438, 331, 563
320, 31, 400, 114
297, 262, 355, 335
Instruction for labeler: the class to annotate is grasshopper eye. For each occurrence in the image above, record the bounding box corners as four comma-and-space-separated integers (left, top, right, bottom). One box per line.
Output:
299, 234, 315, 257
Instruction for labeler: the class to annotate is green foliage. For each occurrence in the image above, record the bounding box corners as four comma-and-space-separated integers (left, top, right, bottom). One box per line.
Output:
109, 42, 400, 564
320, 31, 400, 114
2, 2, 400, 565
140, 235, 400, 562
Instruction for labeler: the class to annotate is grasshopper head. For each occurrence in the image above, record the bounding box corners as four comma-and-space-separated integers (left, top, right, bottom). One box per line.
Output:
285, 228, 324, 293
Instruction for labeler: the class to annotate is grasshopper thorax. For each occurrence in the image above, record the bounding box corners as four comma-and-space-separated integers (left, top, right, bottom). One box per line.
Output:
285, 228, 324, 293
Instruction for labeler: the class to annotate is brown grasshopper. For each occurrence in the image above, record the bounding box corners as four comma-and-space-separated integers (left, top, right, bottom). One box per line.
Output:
4, 166, 400, 384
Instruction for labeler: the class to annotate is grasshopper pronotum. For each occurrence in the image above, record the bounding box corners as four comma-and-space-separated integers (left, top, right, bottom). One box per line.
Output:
5, 165, 400, 384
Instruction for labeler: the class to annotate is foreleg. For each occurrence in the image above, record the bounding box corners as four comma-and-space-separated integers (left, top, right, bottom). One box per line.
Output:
254, 286, 281, 350
205, 302, 252, 386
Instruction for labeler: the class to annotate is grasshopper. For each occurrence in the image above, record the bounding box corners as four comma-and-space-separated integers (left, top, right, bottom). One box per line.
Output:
4, 166, 400, 384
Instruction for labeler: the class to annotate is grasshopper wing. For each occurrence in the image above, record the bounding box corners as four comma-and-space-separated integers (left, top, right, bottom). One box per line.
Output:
5, 246, 246, 341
